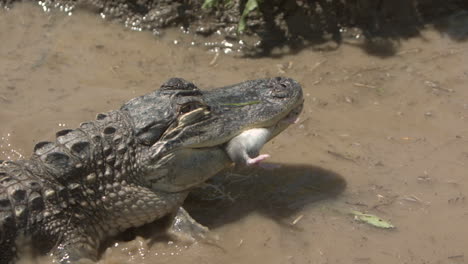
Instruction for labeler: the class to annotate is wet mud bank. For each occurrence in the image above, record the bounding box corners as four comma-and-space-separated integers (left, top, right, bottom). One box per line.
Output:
1, 0, 468, 55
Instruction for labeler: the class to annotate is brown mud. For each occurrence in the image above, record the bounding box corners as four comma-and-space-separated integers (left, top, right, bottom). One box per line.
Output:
1, 1, 468, 264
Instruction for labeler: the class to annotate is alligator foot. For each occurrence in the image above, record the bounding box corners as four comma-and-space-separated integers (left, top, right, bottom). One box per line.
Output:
51, 228, 99, 264
166, 207, 218, 244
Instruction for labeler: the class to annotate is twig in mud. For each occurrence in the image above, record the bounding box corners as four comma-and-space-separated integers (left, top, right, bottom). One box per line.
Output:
372, 195, 398, 210
345, 201, 369, 207
353, 83, 377, 89
352, 66, 390, 76
422, 48, 466, 62
310, 59, 327, 72
401, 195, 429, 205
0, 95, 8, 102
237, 239, 244, 248
209, 52, 219, 66
298, 117, 309, 125
396, 48, 422, 55
291, 214, 304, 225
424, 80, 454, 93
313, 77, 323, 85
327, 150, 356, 163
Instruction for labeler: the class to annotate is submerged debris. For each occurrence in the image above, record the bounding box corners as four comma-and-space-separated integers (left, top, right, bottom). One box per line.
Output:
350, 210, 395, 229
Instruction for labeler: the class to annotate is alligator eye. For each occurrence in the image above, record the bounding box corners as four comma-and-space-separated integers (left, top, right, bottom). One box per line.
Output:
179, 102, 205, 114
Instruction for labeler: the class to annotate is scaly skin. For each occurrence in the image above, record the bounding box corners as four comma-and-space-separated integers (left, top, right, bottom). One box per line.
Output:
0, 77, 303, 264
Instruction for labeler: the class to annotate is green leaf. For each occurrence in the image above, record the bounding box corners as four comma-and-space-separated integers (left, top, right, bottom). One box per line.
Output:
202, 0, 219, 9
238, 0, 260, 33
350, 210, 395, 229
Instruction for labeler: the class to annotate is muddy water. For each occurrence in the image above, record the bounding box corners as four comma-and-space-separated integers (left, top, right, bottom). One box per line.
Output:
1, 2, 468, 264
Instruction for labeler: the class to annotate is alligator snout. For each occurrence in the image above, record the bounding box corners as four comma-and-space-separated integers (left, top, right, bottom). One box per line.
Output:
267, 77, 303, 101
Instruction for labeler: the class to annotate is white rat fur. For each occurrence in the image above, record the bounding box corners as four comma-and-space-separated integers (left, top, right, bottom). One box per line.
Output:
225, 127, 273, 166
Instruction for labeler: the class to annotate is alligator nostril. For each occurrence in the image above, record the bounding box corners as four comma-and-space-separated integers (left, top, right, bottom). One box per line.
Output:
273, 88, 289, 98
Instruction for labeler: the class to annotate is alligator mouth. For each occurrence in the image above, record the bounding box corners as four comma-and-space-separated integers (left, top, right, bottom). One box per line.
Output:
280, 102, 303, 124
222, 100, 304, 166
259, 98, 304, 132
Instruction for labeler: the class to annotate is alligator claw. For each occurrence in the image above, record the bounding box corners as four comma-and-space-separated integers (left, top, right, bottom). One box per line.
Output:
166, 207, 218, 244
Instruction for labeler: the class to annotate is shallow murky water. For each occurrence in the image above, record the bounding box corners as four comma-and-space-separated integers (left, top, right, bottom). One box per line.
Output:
1, 2, 468, 264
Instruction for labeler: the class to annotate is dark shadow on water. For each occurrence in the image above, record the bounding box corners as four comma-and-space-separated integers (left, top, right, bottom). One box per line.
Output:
114, 164, 345, 248
185, 164, 346, 228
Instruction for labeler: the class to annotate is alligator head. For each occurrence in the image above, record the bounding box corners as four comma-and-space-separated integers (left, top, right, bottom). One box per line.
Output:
122, 77, 303, 193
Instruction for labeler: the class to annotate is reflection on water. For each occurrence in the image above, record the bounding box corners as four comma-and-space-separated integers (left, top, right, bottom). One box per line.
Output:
0, 133, 24, 160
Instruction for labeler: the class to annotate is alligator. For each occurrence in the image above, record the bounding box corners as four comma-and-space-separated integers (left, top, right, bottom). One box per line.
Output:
0, 77, 303, 264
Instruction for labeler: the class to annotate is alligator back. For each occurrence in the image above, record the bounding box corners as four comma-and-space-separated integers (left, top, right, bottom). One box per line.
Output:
0, 110, 139, 263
